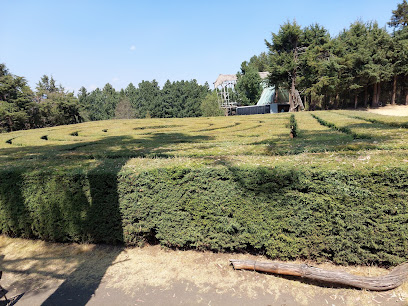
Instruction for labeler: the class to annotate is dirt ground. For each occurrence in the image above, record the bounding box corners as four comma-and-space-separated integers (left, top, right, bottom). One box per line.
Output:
366, 104, 408, 116
0, 236, 407, 306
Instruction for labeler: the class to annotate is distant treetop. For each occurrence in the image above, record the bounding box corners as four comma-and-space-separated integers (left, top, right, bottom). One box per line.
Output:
388, 0, 408, 29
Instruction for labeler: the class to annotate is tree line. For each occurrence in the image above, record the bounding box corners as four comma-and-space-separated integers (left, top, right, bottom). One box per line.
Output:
237, 0, 408, 110
77, 79, 211, 121
0, 65, 218, 132
0, 65, 82, 132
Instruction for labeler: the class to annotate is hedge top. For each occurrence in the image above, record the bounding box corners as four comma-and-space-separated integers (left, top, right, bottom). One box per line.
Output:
0, 111, 407, 173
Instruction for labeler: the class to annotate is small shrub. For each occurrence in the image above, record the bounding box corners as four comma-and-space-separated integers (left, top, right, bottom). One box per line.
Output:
289, 114, 298, 138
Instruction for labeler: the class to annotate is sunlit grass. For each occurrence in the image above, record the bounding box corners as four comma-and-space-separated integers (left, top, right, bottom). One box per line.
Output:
314, 111, 408, 150
336, 109, 408, 127
0, 111, 407, 171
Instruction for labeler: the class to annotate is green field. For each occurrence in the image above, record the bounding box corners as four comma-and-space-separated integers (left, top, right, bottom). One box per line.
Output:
1, 111, 408, 266
2, 110, 408, 166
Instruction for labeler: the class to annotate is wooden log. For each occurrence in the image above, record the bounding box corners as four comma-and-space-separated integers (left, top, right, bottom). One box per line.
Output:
229, 260, 408, 291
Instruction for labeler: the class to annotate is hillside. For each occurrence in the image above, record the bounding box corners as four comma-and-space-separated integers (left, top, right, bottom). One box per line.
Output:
1, 110, 407, 266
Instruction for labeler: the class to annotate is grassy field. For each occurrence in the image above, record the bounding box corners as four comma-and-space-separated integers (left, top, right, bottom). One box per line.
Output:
1, 110, 408, 265
1, 110, 408, 168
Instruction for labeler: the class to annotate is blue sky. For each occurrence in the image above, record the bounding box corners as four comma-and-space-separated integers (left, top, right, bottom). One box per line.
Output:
1, 0, 401, 93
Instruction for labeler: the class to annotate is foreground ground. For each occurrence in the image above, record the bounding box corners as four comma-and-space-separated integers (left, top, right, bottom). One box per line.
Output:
0, 236, 407, 306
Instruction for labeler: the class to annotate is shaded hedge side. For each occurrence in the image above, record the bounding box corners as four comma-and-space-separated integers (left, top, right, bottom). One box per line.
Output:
0, 164, 407, 266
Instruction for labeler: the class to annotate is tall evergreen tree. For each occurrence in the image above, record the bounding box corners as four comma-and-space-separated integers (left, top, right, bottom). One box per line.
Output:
102, 83, 119, 118
124, 83, 138, 111
35, 75, 82, 126
299, 24, 331, 109
200, 91, 223, 117
161, 80, 179, 118
134, 80, 161, 118
389, 0, 408, 105
236, 67, 263, 106
0, 64, 33, 131
266, 21, 305, 110
392, 27, 408, 104
266, 21, 303, 89
389, 0, 408, 29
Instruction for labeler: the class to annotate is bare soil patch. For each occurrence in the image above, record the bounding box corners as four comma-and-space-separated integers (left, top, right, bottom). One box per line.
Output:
367, 105, 408, 116
0, 236, 407, 305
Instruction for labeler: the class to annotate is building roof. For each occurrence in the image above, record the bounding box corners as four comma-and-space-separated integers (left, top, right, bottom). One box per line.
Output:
258, 71, 270, 79
214, 72, 269, 88
213, 74, 238, 88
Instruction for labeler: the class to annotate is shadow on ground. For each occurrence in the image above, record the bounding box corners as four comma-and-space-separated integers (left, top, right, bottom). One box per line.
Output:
0, 132, 216, 305
41, 248, 124, 306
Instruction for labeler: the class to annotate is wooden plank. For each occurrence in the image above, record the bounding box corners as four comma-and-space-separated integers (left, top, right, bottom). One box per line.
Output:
229, 260, 408, 291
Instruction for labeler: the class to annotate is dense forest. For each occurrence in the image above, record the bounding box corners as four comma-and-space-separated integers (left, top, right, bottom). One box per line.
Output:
1, 1, 408, 132
77, 79, 210, 121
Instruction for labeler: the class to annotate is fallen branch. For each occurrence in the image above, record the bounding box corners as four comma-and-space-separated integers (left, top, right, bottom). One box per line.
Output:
229, 260, 408, 291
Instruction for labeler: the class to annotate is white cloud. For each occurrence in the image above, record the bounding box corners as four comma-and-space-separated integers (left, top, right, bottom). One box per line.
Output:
130, 45, 136, 51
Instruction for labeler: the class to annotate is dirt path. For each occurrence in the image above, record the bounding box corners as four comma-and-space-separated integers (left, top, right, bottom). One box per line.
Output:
367, 105, 408, 116
0, 236, 407, 305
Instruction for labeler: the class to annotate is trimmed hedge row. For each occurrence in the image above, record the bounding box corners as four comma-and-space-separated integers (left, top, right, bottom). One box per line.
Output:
311, 114, 371, 139
349, 114, 408, 129
0, 163, 407, 266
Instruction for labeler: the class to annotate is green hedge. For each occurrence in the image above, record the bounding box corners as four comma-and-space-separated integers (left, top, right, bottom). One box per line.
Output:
311, 113, 371, 139
289, 114, 298, 137
0, 163, 407, 266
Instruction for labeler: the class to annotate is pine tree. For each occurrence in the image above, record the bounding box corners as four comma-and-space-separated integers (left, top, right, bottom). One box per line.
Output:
0, 64, 33, 131
389, 0, 408, 29
236, 67, 263, 105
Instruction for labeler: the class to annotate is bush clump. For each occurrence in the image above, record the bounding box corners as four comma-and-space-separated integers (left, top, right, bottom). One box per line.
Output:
289, 114, 298, 138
